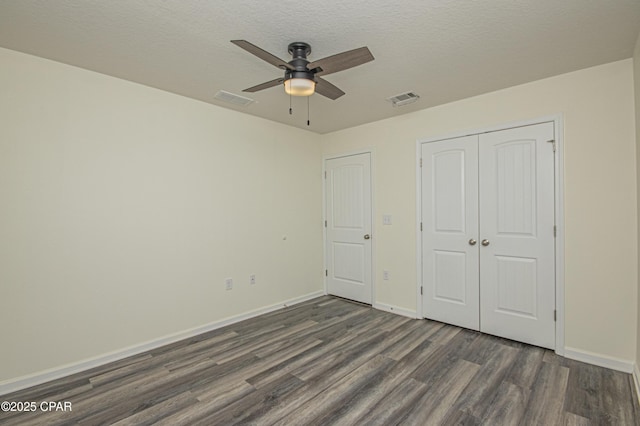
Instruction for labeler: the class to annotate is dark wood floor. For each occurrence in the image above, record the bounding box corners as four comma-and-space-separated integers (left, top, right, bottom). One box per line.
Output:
1, 296, 638, 425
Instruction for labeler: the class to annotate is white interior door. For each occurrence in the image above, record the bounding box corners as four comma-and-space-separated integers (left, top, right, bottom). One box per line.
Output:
479, 122, 556, 349
325, 153, 372, 304
420, 122, 556, 349
421, 135, 480, 330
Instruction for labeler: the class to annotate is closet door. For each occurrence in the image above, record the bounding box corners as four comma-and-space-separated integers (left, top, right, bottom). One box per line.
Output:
421, 135, 480, 330
478, 122, 556, 349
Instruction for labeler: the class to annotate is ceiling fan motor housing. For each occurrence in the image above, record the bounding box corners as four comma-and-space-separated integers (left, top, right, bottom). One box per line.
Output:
285, 42, 316, 83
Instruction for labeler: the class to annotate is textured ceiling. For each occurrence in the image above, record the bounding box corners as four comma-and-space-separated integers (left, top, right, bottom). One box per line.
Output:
1, 0, 639, 134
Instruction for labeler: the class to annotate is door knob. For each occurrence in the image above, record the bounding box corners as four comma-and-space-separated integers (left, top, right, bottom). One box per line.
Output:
481, 239, 490, 246
364, 234, 370, 240
468, 239, 477, 246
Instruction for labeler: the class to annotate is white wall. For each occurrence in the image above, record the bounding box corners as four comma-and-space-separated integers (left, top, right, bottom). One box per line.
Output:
323, 59, 638, 364
0, 47, 323, 383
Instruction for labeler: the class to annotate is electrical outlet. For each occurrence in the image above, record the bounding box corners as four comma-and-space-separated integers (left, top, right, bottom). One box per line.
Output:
383, 270, 389, 280
250, 274, 256, 285
225, 278, 233, 290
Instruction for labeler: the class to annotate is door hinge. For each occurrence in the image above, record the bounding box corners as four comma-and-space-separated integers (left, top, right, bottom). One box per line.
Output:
324, 171, 327, 179
325, 269, 328, 277
420, 286, 423, 295
554, 310, 557, 322
553, 225, 556, 237
547, 139, 556, 153
325, 220, 327, 228
420, 158, 423, 168
420, 222, 423, 231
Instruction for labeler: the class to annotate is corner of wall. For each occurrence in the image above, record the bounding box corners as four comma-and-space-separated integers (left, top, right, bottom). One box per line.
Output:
634, 29, 640, 382
634, 363, 640, 406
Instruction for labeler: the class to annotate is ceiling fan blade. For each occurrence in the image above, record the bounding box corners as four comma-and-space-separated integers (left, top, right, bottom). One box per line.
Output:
308, 46, 374, 76
243, 78, 284, 92
315, 77, 345, 100
231, 40, 294, 70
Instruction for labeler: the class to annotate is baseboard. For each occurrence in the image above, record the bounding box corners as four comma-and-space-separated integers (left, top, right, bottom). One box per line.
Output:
0, 290, 324, 396
633, 364, 640, 406
373, 302, 418, 319
564, 346, 634, 373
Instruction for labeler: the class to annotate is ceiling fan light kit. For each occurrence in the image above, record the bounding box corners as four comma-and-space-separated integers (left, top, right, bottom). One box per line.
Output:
284, 78, 316, 96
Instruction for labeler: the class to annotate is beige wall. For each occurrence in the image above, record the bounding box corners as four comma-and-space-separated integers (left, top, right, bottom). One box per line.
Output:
0, 48, 323, 382
323, 59, 638, 363
1, 45, 638, 385
635, 33, 640, 374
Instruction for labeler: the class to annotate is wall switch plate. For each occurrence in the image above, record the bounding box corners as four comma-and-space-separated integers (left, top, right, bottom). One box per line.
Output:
383, 215, 392, 225
383, 270, 389, 280
225, 278, 233, 290
250, 274, 256, 285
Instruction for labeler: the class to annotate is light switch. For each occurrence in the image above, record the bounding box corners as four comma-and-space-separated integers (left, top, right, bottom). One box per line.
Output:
383, 215, 392, 225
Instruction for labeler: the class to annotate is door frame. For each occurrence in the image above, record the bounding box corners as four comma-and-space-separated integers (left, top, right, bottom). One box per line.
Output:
415, 114, 565, 355
323, 149, 376, 304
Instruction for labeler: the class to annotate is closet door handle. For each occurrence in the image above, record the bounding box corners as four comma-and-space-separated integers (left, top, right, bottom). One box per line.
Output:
468, 239, 477, 246
481, 239, 490, 246
364, 234, 371, 240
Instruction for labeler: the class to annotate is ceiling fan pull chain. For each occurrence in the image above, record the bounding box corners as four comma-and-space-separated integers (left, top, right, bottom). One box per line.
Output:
289, 92, 292, 115
307, 96, 310, 126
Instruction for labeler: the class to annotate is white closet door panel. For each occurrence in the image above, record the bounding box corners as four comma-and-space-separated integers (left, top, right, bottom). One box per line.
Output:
422, 135, 479, 330
326, 154, 372, 304
479, 122, 555, 349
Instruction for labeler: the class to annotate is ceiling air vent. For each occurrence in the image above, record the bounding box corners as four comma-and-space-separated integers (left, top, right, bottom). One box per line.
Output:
387, 91, 420, 107
214, 90, 255, 107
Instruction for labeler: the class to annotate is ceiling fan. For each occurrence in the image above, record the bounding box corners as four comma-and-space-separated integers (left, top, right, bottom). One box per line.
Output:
231, 40, 374, 100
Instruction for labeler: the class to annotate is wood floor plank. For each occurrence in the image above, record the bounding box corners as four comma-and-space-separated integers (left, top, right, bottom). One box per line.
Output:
441, 410, 483, 425
353, 378, 428, 425
290, 329, 386, 380
400, 358, 481, 424
449, 342, 520, 420
410, 328, 479, 387
193, 337, 322, 401
563, 361, 605, 422
245, 335, 394, 423
110, 390, 199, 426
426, 322, 463, 345
542, 349, 570, 366
306, 308, 382, 342
563, 411, 592, 425
316, 334, 442, 424
520, 361, 570, 424
210, 320, 318, 364
381, 320, 442, 361
153, 382, 255, 426
477, 381, 528, 426
1, 296, 637, 425
246, 332, 359, 389
193, 374, 306, 426
503, 343, 545, 389
459, 332, 500, 365
271, 355, 396, 426
598, 367, 639, 425
333, 337, 443, 424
